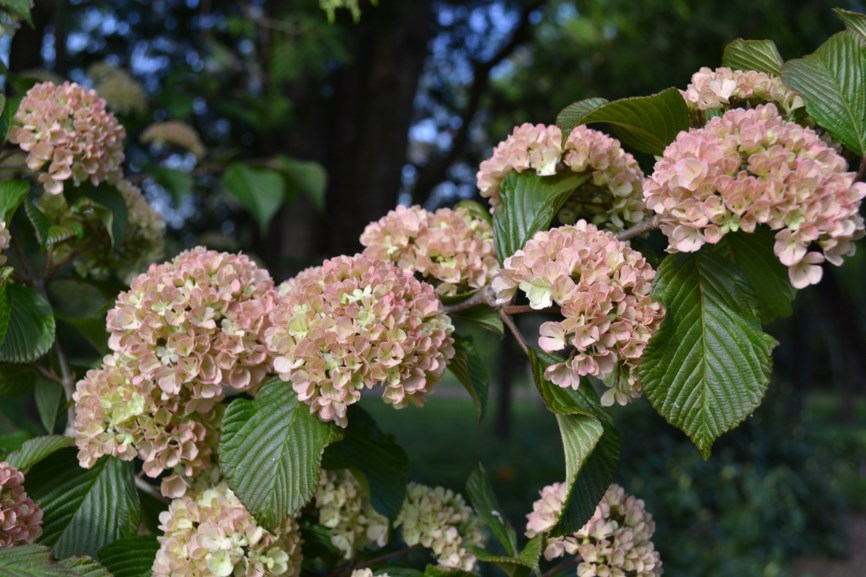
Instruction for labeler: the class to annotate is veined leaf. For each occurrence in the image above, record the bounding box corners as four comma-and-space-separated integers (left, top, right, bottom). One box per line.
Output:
450, 304, 503, 337
58, 556, 112, 577
0, 544, 80, 577
98, 536, 160, 577
466, 464, 518, 557
222, 164, 286, 234
722, 39, 784, 75
835, 8, 866, 42
448, 335, 490, 422
0, 180, 29, 222
472, 536, 543, 577
556, 97, 609, 136
5, 435, 74, 473
0, 284, 56, 363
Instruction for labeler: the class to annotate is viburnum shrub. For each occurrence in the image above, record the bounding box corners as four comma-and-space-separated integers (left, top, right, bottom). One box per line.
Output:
0, 6, 865, 577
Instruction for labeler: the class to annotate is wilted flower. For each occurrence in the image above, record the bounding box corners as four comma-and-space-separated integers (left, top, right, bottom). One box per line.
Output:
360, 204, 499, 295
265, 253, 454, 427
9, 81, 125, 195
314, 469, 388, 559
153, 482, 303, 577
0, 462, 42, 547
395, 483, 485, 571
492, 221, 664, 405
681, 66, 803, 115
89, 63, 147, 115
142, 121, 206, 160
644, 104, 866, 289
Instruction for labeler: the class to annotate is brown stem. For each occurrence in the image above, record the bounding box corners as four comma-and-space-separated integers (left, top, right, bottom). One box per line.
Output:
54, 338, 77, 436
502, 304, 560, 315
615, 215, 659, 242
541, 557, 580, 577
31, 363, 63, 386
499, 309, 529, 355
442, 286, 497, 314
135, 477, 169, 504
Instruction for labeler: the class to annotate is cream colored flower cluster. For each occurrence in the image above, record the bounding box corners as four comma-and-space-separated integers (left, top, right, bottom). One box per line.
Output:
644, 104, 866, 289
314, 469, 388, 559
350, 570, 389, 577
89, 63, 148, 116
526, 483, 662, 577
0, 462, 42, 548
142, 121, 206, 160
395, 483, 485, 571
681, 66, 803, 115
360, 204, 499, 296
492, 221, 664, 405
265, 253, 454, 427
153, 482, 302, 577
9, 81, 125, 195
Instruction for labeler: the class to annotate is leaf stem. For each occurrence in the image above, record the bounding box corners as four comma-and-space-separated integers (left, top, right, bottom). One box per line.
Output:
499, 308, 529, 356
615, 215, 659, 242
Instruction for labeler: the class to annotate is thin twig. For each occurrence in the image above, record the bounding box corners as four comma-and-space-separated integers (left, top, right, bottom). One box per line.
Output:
615, 215, 659, 242
442, 286, 497, 314
499, 309, 529, 355
541, 557, 580, 577
54, 338, 77, 436
31, 363, 63, 385
502, 304, 560, 315
135, 477, 170, 504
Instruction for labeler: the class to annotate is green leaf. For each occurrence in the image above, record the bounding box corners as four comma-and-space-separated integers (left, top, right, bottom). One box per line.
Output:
0, 96, 20, 142
569, 88, 690, 155
448, 335, 490, 422
220, 377, 343, 530
454, 199, 492, 224
24, 199, 52, 248
46, 279, 109, 320
35, 381, 64, 433
472, 536, 543, 577
0, 431, 33, 456
450, 304, 503, 337
221, 164, 286, 234
5, 435, 74, 472
835, 8, 866, 42
0, 284, 56, 363
493, 172, 589, 263
782, 31, 866, 156
466, 464, 518, 557
0, 544, 80, 577
58, 556, 112, 577
321, 405, 408, 519
639, 250, 777, 459
0, 274, 9, 346
722, 39, 784, 75
152, 166, 194, 204
0, 180, 29, 222
0, 0, 33, 25
76, 184, 129, 250
0, 95, 5, 123
26, 449, 141, 558
274, 155, 328, 213
98, 536, 160, 577
556, 97, 609, 135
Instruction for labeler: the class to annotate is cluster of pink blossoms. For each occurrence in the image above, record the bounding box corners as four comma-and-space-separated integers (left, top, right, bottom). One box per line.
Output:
154, 483, 303, 577
492, 221, 664, 405
360, 205, 499, 296
265, 253, 454, 427
9, 81, 126, 195
681, 66, 803, 115
0, 462, 42, 548
476, 124, 646, 230
644, 104, 866, 289
314, 469, 389, 559
526, 483, 662, 577
142, 120, 206, 160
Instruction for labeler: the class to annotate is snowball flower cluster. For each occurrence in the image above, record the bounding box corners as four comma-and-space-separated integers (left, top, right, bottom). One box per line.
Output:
526, 483, 662, 577
395, 483, 485, 571
9, 81, 125, 195
360, 204, 499, 296
681, 66, 803, 115
265, 253, 454, 427
154, 483, 302, 577
0, 462, 42, 548
644, 104, 866, 288
476, 123, 646, 230
492, 221, 664, 405
89, 63, 147, 115
314, 469, 388, 559
142, 120, 206, 160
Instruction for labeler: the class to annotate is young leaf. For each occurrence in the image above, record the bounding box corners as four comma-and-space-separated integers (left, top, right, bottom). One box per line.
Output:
4, 435, 74, 472
449, 305, 504, 337
0, 96, 20, 142
448, 335, 490, 422
835, 8, 866, 41
274, 155, 328, 213
639, 250, 777, 459
0, 284, 56, 363
75, 184, 129, 249
465, 464, 518, 557
556, 97, 609, 135
35, 381, 64, 433
472, 535, 543, 577
722, 39, 784, 75
58, 556, 112, 577
220, 377, 343, 531
221, 164, 286, 234
782, 31, 866, 156
0, 544, 81, 577
0, 180, 29, 222
98, 535, 160, 577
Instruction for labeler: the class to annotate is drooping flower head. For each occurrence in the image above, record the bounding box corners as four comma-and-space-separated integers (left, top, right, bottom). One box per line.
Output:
0, 462, 42, 547
314, 469, 389, 559
527, 483, 662, 577
265, 253, 454, 427
681, 66, 803, 115
395, 483, 485, 572
142, 121, 206, 160
360, 204, 499, 296
492, 221, 664, 405
89, 63, 148, 116
644, 104, 866, 288
154, 482, 303, 577
9, 81, 126, 195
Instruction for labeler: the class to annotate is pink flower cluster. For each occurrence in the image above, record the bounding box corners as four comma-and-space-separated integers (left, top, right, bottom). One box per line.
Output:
154, 483, 303, 577
360, 205, 499, 296
9, 81, 126, 195
681, 66, 803, 115
492, 222, 664, 405
526, 483, 662, 577
142, 121, 206, 160
265, 253, 454, 427
644, 104, 866, 289
0, 462, 42, 548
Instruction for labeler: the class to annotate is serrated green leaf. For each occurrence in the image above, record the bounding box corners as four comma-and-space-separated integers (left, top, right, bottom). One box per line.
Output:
98, 536, 159, 577
0, 180, 29, 222
448, 335, 490, 422
274, 155, 328, 213
220, 377, 343, 530
35, 381, 64, 433
472, 535, 543, 577
493, 172, 589, 263
321, 404, 408, 519
639, 250, 777, 459
76, 184, 129, 250
0, 0, 33, 24
46, 224, 82, 246
570, 88, 689, 155
722, 39, 784, 75
58, 556, 112, 577
26, 449, 141, 558
450, 304, 503, 337
466, 464, 518, 557
0, 544, 79, 577
222, 164, 286, 234
25, 199, 52, 249
782, 31, 866, 156
0, 96, 20, 142
0, 284, 55, 363
835, 8, 866, 42
152, 166, 194, 204
5, 435, 74, 472
556, 97, 609, 135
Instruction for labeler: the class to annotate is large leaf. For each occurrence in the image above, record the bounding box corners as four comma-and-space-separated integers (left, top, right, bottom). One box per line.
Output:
99, 536, 160, 577
321, 404, 408, 519
492, 172, 589, 263
835, 8, 866, 41
0, 284, 56, 363
448, 335, 490, 422
221, 164, 286, 234
58, 557, 112, 577
569, 88, 690, 155
0, 180, 29, 222
275, 155, 328, 213
466, 464, 518, 556
0, 545, 79, 577
220, 377, 343, 530
782, 31, 866, 156
639, 250, 777, 459
722, 39, 784, 75
556, 97, 609, 135
26, 449, 141, 558
450, 304, 503, 337
5, 435, 74, 472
